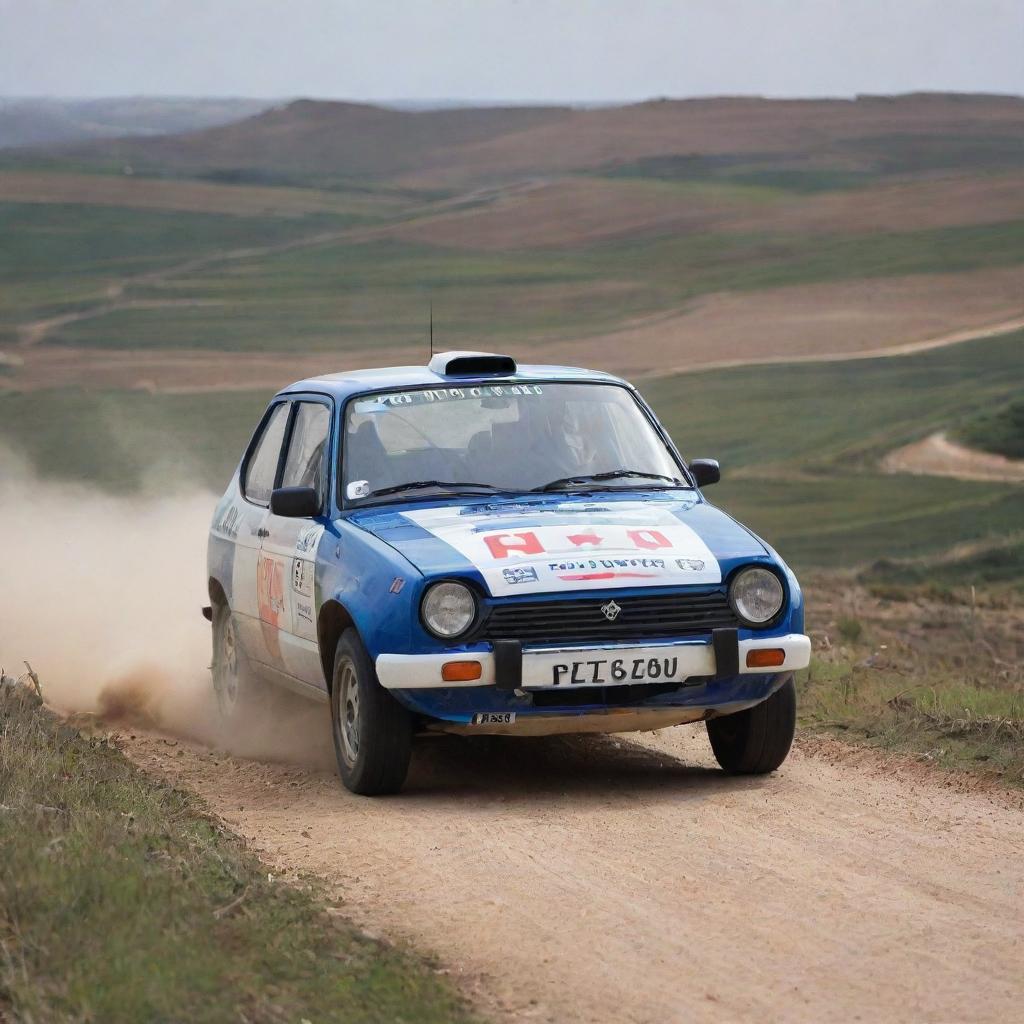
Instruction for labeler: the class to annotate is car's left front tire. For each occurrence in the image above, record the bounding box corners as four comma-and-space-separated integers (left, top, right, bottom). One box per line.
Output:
330, 628, 413, 796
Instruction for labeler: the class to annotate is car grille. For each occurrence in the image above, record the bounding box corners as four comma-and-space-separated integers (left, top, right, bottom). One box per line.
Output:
481, 589, 739, 646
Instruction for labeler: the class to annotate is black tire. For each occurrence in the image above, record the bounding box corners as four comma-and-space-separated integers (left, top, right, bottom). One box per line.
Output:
706, 676, 796, 774
330, 628, 413, 795
211, 601, 266, 724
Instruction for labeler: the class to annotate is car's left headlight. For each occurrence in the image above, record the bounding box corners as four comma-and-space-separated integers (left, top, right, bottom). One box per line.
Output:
421, 581, 477, 639
729, 566, 784, 626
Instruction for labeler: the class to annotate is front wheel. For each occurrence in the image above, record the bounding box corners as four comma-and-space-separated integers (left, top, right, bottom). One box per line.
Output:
330, 628, 413, 795
706, 676, 796, 774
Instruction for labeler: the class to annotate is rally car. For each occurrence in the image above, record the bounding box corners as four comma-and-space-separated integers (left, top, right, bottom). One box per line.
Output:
206, 351, 810, 795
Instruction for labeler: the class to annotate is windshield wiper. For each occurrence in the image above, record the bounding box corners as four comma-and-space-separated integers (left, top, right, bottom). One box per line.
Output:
367, 479, 510, 499
533, 469, 686, 492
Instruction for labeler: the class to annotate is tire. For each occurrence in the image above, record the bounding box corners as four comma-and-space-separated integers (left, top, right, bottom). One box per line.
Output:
330, 628, 413, 795
706, 676, 796, 774
210, 601, 265, 724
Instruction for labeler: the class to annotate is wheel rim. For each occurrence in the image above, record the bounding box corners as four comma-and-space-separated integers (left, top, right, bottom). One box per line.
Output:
214, 614, 240, 714
337, 659, 360, 767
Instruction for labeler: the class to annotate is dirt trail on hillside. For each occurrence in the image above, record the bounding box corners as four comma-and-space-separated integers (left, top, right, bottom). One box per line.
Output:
883, 431, 1024, 484
122, 726, 1024, 1024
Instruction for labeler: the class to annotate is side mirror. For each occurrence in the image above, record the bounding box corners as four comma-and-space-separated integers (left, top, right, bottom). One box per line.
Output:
270, 486, 321, 518
688, 459, 720, 487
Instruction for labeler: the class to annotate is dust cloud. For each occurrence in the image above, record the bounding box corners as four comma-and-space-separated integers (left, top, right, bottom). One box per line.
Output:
0, 449, 334, 770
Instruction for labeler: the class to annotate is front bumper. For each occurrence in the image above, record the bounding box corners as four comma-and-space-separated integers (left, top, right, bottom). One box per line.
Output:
375, 633, 811, 690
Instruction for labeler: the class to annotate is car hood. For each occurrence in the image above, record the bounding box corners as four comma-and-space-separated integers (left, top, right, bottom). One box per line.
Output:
347, 494, 768, 598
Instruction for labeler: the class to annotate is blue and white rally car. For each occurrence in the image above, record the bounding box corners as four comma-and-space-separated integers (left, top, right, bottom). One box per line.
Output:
207, 351, 810, 794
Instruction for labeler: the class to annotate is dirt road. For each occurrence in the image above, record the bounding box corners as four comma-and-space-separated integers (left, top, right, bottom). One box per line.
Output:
123, 724, 1024, 1024
882, 430, 1024, 484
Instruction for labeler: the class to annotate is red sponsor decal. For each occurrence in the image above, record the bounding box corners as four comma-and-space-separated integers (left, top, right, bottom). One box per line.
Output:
558, 571, 656, 581
484, 527, 676, 559
484, 531, 544, 559
626, 529, 671, 550
257, 555, 285, 659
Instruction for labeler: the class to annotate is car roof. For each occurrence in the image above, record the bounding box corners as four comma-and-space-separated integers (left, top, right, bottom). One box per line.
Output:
276, 354, 630, 402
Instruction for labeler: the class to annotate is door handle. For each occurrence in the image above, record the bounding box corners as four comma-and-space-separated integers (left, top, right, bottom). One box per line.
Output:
257, 528, 269, 538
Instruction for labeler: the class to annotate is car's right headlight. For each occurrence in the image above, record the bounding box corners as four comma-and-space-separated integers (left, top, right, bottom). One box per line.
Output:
729, 566, 784, 626
421, 581, 477, 639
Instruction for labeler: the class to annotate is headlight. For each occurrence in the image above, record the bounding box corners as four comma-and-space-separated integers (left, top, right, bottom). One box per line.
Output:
421, 581, 477, 639
729, 567, 784, 626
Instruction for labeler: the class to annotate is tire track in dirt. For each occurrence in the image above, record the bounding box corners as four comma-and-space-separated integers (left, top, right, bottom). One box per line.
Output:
122, 723, 1024, 1024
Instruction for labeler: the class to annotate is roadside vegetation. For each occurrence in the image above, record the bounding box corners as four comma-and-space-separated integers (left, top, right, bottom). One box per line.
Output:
956, 398, 1024, 460
0, 682, 477, 1023
799, 577, 1024, 786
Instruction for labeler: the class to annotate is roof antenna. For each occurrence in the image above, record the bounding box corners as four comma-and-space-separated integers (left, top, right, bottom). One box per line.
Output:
429, 301, 434, 361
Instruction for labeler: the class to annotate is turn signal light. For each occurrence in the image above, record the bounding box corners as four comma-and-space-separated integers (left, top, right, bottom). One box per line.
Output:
746, 648, 786, 669
442, 660, 482, 682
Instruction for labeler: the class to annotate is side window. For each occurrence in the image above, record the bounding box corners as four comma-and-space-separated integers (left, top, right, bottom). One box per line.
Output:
281, 402, 331, 503
243, 403, 289, 505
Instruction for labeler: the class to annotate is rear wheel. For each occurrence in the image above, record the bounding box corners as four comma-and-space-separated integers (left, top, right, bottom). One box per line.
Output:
330, 628, 413, 795
211, 601, 263, 724
706, 676, 796, 774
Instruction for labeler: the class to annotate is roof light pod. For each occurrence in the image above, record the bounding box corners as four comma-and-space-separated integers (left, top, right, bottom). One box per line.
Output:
428, 350, 517, 377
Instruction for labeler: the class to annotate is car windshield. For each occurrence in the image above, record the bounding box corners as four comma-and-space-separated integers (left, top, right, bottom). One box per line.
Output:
343, 382, 688, 502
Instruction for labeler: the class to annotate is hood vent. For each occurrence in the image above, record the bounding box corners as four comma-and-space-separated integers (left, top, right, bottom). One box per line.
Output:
428, 350, 517, 377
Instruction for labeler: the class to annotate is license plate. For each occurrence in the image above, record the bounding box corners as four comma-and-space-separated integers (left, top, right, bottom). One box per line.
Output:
472, 712, 516, 725
551, 654, 686, 687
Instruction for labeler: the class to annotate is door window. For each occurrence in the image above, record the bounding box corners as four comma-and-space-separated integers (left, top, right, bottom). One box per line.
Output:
243, 402, 289, 505
281, 402, 331, 504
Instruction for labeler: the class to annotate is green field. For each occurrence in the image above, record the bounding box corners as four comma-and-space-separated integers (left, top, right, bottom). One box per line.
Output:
0, 202, 371, 334
14, 210, 1023, 353
644, 329, 1024, 570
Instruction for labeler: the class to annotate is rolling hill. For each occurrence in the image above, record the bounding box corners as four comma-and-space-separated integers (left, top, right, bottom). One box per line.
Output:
21, 92, 1024, 189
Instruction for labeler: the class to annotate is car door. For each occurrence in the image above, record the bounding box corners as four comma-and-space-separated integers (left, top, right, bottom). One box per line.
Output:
235, 400, 291, 667
259, 397, 333, 691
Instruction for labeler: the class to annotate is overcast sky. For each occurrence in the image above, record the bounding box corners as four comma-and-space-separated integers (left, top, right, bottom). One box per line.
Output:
1, 0, 1021, 102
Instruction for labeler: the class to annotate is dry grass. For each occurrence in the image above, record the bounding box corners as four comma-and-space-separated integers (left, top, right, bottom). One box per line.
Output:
799, 580, 1024, 786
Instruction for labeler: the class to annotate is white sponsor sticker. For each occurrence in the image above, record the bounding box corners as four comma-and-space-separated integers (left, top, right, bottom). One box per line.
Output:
403, 501, 720, 596
292, 557, 314, 598
472, 712, 516, 725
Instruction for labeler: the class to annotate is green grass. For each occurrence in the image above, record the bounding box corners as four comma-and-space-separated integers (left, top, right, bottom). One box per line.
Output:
861, 539, 1024, 594
0, 687, 478, 1023
955, 397, 1024, 460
